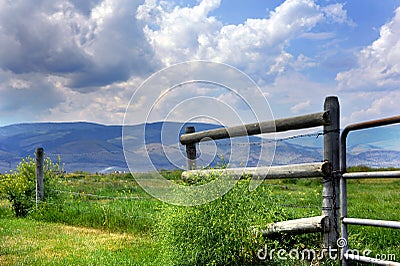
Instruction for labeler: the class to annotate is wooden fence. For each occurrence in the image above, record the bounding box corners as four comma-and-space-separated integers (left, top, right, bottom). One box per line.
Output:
180, 96, 400, 265
30, 95, 399, 264
180, 96, 341, 250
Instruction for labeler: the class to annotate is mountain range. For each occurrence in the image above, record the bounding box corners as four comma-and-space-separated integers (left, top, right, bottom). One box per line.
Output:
0, 122, 398, 173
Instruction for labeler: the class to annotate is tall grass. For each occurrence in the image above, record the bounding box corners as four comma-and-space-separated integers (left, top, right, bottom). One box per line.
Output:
156, 178, 326, 265
29, 173, 161, 234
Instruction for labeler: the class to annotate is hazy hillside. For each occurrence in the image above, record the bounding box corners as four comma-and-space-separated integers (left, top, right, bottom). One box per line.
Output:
0, 122, 398, 173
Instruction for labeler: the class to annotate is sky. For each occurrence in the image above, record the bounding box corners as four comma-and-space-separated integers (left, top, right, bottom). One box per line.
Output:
1, 0, 400, 129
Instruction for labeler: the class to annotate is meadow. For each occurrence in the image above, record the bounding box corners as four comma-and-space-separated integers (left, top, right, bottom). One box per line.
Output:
0, 169, 399, 265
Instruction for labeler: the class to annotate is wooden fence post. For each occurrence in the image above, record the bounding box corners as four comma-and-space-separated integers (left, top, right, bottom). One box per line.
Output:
36, 147, 44, 203
185, 126, 197, 170
322, 96, 340, 250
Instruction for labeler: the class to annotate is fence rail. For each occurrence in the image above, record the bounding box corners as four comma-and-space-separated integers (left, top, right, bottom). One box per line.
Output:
261, 215, 328, 236
180, 111, 330, 145
343, 171, 400, 179
182, 161, 331, 181
342, 218, 400, 229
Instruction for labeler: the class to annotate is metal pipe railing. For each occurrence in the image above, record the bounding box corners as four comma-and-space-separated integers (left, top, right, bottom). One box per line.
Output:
339, 115, 400, 266
343, 171, 400, 179
340, 115, 400, 173
342, 218, 400, 229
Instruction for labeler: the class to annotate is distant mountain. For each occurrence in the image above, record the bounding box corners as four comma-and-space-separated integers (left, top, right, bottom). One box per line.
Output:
0, 122, 398, 173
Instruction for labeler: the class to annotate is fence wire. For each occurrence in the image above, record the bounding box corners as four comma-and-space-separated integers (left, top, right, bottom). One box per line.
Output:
51, 189, 152, 201
3, 129, 330, 211
189, 129, 341, 148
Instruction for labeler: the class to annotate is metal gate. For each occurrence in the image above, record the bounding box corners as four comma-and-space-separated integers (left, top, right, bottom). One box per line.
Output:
340, 115, 400, 266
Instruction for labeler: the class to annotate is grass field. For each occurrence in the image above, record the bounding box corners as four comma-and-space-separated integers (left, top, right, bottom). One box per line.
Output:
0, 218, 156, 265
0, 171, 399, 265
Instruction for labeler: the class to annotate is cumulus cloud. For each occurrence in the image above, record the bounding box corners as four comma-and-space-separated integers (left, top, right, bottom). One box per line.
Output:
344, 91, 400, 123
336, 7, 400, 90
40, 77, 143, 124
0, 0, 158, 124
0, 1, 90, 74
322, 3, 355, 26
136, 0, 351, 73
136, 0, 223, 66
0, 0, 156, 87
67, 0, 158, 89
0, 0, 355, 125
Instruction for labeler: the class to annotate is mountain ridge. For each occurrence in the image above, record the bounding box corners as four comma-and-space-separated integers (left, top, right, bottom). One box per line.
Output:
0, 122, 398, 173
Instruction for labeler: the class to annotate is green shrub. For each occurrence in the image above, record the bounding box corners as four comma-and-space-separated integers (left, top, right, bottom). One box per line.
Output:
156, 179, 281, 266
0, 155, 62, 217
160, 169, 183, 180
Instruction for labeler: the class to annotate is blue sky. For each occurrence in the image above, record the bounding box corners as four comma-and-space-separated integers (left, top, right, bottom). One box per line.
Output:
1, 0, 400, 129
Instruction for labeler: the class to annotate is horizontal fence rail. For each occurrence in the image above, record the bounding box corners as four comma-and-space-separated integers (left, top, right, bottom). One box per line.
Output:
180, 111, 330, 145
182, 162, 331, 181
261, 215, 328, 236
342, 218, 400, 229
340, 115, 400, 266
343, 171, 400, 179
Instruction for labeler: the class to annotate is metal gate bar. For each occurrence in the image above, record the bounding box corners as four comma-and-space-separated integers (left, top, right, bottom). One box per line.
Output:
342, 218, 400, 229
340, 115, 400, 266
343, 171, 400, 179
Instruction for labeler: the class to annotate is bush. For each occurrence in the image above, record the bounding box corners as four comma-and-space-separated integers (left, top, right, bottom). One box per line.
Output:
0, 155, 62, 217
156, 179, 283, 265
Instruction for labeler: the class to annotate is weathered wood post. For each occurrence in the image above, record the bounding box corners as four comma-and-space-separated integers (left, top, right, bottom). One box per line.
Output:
322, 96, 340, 250
185, 126, 197, 170
35, 147, 44, 203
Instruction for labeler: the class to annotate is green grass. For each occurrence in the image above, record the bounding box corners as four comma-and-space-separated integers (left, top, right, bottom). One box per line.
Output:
346, 178, 400, 260
30, 173, 161, 234
0, 218, 157, 265
0, 172, 399, 265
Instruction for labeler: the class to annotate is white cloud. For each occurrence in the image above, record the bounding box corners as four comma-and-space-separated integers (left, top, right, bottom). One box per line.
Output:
347, 91, 400, 122
266, 71, 335, 110
300, 31, 336, 40
336, 6, 400, 90
322, 3, 355, 26
290, 100, 311, 113
291, 54, 318, 70
268, 52, 294, 75
136, 0, 351, 73
41, 77, 143, 124
137, 0, 222, 66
